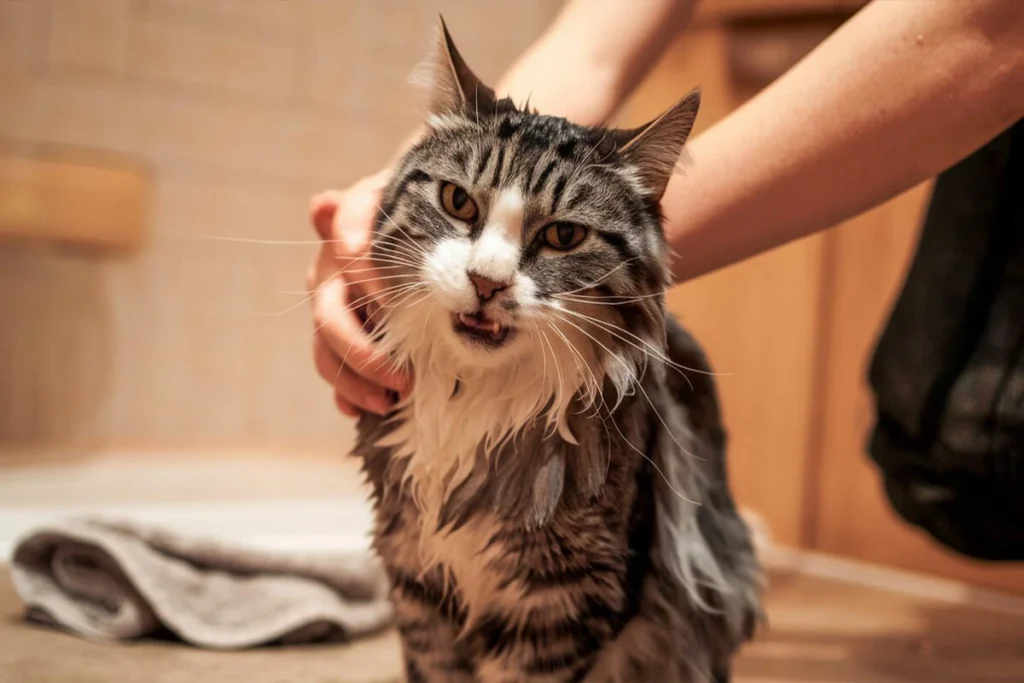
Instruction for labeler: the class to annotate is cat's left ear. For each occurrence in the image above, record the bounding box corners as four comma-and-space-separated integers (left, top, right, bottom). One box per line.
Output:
614, 89, 701, 199
424, 16, 497, 119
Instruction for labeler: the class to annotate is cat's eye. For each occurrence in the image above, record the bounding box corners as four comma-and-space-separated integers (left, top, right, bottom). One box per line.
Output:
542, 222, 588, 251
440, 182, 478, 222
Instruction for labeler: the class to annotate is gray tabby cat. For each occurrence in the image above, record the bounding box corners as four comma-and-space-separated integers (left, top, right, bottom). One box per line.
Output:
351, 20, 762, 683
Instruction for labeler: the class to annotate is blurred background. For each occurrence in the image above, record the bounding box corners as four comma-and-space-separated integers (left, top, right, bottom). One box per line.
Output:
2, 0, 1023, 602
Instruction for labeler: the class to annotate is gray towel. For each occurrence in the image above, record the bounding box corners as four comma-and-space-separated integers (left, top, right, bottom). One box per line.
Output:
9, 519, 394, 649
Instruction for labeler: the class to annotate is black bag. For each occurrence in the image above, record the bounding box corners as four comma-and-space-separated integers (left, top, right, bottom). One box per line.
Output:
868, 119, 1024, 561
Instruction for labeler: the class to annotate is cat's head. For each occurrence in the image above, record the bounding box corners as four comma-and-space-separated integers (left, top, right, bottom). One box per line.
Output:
369, 19, 698, 415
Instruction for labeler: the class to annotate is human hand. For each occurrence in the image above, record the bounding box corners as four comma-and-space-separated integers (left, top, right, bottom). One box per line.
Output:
308, 171, 412, 417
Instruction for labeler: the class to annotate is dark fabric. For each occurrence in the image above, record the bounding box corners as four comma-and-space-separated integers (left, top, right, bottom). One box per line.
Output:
868, 118, 1024, 561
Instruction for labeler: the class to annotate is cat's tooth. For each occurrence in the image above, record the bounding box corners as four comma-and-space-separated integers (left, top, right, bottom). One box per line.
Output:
491, 321, 501, 336
459, 312, 473, 326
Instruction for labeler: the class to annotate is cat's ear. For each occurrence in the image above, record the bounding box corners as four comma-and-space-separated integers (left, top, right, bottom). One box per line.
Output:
613, 89, 701, 199
423, 16, 497, 118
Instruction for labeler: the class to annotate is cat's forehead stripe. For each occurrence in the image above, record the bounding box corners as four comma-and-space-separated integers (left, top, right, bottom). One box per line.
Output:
473, 147, 493, 184
530, 160, 557, 195
490, 146, 506, 188
550, 176, 569, 214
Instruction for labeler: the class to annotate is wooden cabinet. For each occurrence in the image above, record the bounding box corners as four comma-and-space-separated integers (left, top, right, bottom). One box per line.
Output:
623, 5, 1024, 592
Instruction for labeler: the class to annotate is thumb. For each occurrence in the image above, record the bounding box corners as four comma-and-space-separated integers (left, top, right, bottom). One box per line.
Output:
310, 191, 343, 242
337, 189, 377, 256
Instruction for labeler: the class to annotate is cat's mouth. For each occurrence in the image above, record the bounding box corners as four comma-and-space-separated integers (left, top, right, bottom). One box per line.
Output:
453, 311, 513, 347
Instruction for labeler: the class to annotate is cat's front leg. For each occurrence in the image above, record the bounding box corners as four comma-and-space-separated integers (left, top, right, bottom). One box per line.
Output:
391, 572, 475, 682
466, 606, 610, 683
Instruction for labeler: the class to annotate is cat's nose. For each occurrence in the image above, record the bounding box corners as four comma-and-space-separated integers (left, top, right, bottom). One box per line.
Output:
468, 272, 509, 302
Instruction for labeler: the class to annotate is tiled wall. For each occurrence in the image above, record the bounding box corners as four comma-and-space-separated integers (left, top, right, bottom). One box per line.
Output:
0, 0, 560, 454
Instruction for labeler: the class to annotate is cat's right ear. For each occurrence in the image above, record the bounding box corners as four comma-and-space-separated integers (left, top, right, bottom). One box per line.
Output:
419, 16, 497, 119
613, 89, 701, 200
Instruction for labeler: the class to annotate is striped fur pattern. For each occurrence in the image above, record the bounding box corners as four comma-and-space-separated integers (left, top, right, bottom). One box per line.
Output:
350, 20, 762, 682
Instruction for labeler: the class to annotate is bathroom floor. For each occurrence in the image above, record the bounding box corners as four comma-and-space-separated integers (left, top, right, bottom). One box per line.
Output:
3, 565, 1024, 683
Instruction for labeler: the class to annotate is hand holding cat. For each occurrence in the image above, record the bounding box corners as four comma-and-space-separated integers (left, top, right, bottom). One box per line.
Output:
308, 172, 411, 417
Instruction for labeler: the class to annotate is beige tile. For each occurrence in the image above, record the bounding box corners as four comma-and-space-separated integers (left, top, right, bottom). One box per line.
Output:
147, 0, 310, 31
300, 1, 430, 113
299, 0, 556, 112
2, 75, 401, 183
151, 168, 311, 240
45, 0, 130, 73
0, 249, 113, 445
0, 0, 37, 73
92, 240, 352, 445
128, 13, 301, 98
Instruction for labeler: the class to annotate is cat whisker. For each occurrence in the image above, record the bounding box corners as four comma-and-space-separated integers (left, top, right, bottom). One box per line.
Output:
276, 266, 409, 295
599, 404, 700, 506
332, 283, 428, 373
372, 229, 427, 250
363, 255, 421, 270
548, 313, 699, 504
532, 324, 567, 440
370, 247, 424, 268
366, 243, 424, 267
372, 231, 431, 260
546, 310, 704, 464
558, 306, 730, 380
375, 206, 432, 259
555, 290, 666, 305
557, 258, 641, 296
550, 311, 705, 500
554, 308, 692, 388
543, 317, 602, 412
259, 261, 416, 318
200, 235, 331, 246
545, 316, 608, 418
530, 321, 549, 390
369, 242, 425, 264
383, 283, 431, 312
334, 249, 421, 270
341, 281, 426, 318
556, 305, 687, 388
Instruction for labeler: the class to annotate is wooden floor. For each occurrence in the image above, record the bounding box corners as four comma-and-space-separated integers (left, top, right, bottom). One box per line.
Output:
3, 566, 1023, 683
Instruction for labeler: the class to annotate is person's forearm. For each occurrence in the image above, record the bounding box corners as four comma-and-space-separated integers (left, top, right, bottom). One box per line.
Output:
496, 0, 695, 125
665, 0, 1024, 282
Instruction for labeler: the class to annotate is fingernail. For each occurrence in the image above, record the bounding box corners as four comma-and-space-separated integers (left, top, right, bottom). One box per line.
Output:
366, 393, 394, 415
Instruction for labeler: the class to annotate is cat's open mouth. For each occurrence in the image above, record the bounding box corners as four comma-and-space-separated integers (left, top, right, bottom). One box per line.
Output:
453, 311, 513, 347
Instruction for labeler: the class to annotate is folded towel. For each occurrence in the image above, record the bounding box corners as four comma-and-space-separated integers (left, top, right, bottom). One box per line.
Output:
9, 519, 394, 649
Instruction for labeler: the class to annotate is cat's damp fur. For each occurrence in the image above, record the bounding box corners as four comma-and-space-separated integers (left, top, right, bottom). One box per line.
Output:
351, 19, 762, 683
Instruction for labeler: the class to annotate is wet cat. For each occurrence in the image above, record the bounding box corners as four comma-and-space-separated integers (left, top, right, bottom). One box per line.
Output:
351, 20, 761, 683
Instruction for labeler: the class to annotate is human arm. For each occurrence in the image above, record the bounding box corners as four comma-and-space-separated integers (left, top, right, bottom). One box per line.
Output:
664, 0, 1024, 282
495, 0, 695, 123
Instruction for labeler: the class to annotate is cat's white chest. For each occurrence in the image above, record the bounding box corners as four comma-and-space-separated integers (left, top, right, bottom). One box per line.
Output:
376, 381, 523, 622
